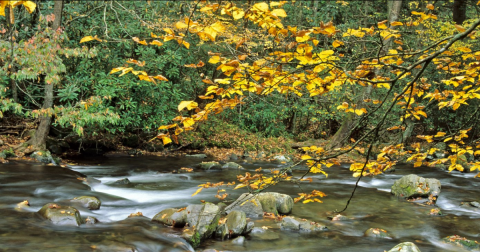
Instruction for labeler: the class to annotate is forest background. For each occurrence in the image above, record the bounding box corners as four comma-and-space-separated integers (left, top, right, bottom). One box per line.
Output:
0, 0, 480, 178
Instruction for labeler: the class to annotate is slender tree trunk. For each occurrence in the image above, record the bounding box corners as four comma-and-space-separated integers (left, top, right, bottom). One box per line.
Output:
452, 0, 467, 24
328, 1, 403, 149
30, 0, 63, 150
6, 7, 18, 103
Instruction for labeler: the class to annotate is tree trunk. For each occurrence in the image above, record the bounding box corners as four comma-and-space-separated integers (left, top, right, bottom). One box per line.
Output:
30, 0, 63, 150
5, 7, 18, 103
452, 0, 467, 25
328, 1, 403, 149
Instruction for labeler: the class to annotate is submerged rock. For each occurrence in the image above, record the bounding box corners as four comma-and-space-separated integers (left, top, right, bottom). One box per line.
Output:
70, 196, 101, 210
112, 178, 131, 185
84, 216, 99, 225
38, 203, 82, 226
364, 228, 392, 239
387, 242, 421, 252
249, 227, 280, 241
152, 208, 187, 227
391, 174, 441, 202
197, 161, 222, 170
186, 154, 207, 159
442, 235, 479, 250
231, 236, 245, 245
280, 216, 327, 232
222, 162, 244, 169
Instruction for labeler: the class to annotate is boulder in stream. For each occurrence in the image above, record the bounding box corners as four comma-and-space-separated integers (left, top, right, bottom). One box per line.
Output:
38, 203, 82, 226
442, 235, 479, 250
226, 210, 247, 236
70, 196, 101, 210
31, 150, 59, 165
257, 192, 294, 215
391, 174, 441, 202
280, 216, 327, 232
387, 242, 421, 252
152, 208, 187, 227
226, 193, 263, 217
197, 161, 222, 170
182, 203, 221, 247
222, 162, 244, 169
186, 154, 207, 159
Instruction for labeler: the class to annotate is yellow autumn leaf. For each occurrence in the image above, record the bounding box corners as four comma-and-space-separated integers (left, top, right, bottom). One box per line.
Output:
455, 24, 466, 32
19, 1, 36, 14
191, 187, 203, 197
354, 108, 367, 116
175, 21, 188, 30
234, 184, 247, 190
332, 40, 344, 48
474, 150, 480, 156
271, 8, 287, 17
175, 127, 183, 135
183, 118, 195, 128
132, 37, 147, 45
337, 102, 348, 110
178, 101, 198, 111
164, 28, 175, 35
80, 35, 102, 43
444, 137, 452, 142
232, 9, 245, 19
211, 21, 226, 33
301, 155, 312, 160
303, 199, 314, 204
253, 2, 269, 12
457, 47, 472, 53
377, 20, 388, 29
390, 21, 403, 26
162, 136, 172, 145
150, 40, 163, 46
434, 132, 446, 137
426, 3, 434, 10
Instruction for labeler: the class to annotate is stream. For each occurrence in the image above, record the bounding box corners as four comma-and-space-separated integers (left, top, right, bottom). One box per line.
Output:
0, 155, 479, 251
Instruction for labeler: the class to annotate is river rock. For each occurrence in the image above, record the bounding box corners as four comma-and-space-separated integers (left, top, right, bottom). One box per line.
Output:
226, 193, 263, 217
152, 208, 187, 227
280, 216, 327, 232
231, 236, 245, 245
70, 196, 101, 210
391, 174, 441, 201
364, 228, 392, 239
226, 210, 247, 236
186, 154, 207, 159
215, 223, 229, 240
257, 192, 294, 215
222, 162, 244, 169
244, 221, 254, 234
229, 153, 238, 160
273, 155, 291, 163
112, 178, 131, 185
38, 203, 82, 226
442, 235, 480, 250
387, 242, 421, 252
197, 161, 222, 170
84, 216, 99, 225
249, 227, 280, 241
182, 203, 221, 247
31, 150, 58, 165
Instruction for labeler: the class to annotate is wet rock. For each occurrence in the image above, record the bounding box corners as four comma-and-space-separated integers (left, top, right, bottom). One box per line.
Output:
273, 155, 291, 163
429, 208, 442, 216
222, 162, 244, 169
182, 203, 221, 247
152, 208, 187, 227
257, 192, 294, 215
226, 193, 263, 217
435, 163, 447, 171
31, 150, 58, 165
197, 161, 221, 170
186, 154, 208, 159
281, 217, 300, 231
244, 221, 254, 234
93, 241, 136, 252
226, 210, 247, 236
364, 228, 392, 239
112, 178, 130, 185
70, 196, 101, 210
229, 153, 238, 160
469, 201, 480, 208
215, 223, 229, 240
84, 216, 99, 225
391, 174, 441, 202
38, 203, 82, 226
249, 227, 280, 241
329, 214, 348, 221
231, 236, 245, 245
442, 235, 480, 250
15, 200, 30, 212
387, 242, 421, 252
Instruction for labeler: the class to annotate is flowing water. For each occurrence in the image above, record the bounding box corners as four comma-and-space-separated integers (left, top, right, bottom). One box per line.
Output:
1, 155, 479, 251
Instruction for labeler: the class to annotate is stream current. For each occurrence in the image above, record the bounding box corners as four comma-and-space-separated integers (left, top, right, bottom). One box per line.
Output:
0, 155, 479, 251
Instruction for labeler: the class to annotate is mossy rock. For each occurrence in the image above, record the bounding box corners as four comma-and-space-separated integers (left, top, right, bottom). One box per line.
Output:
70, 196, 101, 210
387, 242, 421, 252
197, 161, 221, 170
442, 235, 479, 250
38, 203, 82, 226
391, 174, 441, 200
152, 208, 187, 227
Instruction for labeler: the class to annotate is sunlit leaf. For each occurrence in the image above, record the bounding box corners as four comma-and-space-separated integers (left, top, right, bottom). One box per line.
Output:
191, 187, 203, 196
178, 101, 198, 111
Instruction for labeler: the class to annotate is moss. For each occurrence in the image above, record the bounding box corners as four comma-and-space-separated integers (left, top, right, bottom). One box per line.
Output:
190, 231, 201, 248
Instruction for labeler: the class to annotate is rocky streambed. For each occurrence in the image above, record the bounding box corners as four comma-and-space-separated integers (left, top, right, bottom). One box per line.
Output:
1, 155, 480, 251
